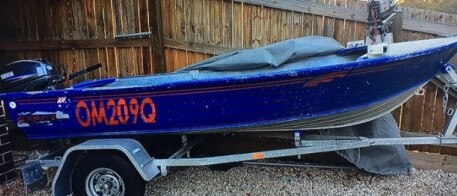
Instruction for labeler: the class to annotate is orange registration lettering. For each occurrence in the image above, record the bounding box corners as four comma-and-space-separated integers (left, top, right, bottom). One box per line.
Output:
140, 98, 156, 124
129, 98, 139, 124
76, 101, 91, 127
107, 99, 119, 126
117, 98, 129, 125
75, 97, 157, 127
91, 101, 108, 126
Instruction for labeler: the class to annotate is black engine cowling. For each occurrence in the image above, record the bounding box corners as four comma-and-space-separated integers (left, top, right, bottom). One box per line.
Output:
0, 59, 56, 93
0, 59, 103, 93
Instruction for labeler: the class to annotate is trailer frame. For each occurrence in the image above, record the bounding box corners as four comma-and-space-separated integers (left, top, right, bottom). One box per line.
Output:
20, 128, 457, 195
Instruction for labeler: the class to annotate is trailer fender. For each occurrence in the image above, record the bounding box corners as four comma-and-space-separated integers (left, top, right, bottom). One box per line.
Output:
51, 139, 159, 196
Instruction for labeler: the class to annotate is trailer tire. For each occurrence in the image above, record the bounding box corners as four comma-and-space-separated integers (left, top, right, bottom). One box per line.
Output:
71, 153, 146, 196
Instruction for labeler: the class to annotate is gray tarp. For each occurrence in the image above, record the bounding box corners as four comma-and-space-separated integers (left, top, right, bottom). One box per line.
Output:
177, 36, 345, 72
327, 114, 411, 175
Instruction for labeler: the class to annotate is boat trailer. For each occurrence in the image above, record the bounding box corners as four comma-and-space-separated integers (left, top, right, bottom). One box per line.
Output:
20, 122, 457, 195
19, 68, 457, 195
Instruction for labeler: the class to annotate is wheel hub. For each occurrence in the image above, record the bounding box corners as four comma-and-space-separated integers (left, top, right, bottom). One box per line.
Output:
86, 168, 125, 196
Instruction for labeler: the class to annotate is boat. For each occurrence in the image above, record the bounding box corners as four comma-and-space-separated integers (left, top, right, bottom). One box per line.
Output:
1, 36, 457, 139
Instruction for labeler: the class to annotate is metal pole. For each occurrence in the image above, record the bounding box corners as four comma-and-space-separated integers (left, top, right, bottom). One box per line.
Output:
443, 103, 457, 136
114, 32, 152, 40
154, 136, 457, 167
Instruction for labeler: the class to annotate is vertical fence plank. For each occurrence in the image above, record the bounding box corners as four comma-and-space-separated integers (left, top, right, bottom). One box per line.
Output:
203, 0, 212, 45
391, 107, 402, 127
303, 13, 313, 36
186, 51, 197, 65
251, 5, 262, 47
150, 0, 166, 73
313, 15, 324, 36
431, 89, 446, 153
262, 7, 272, 45
323, 0, 335, 39
185, 0, 195, 43
175, 49, 188, 70
242, 4, 252, 48
137, 0, 148, 75
269, 8, 282, 44
333, 0, 346, 45
281, 10, 292, 40
86, 0, 97, 39
222, 0, 233, 47
114, 0, 126, 76
231, 1, 243, 48
419, 83, 437, 152
346, 0, 359, 42
94, 0, 106, 78
193, 0, 204, 43
23, 0, 39, 41
161, 0, 172, 38
16, 0, 27, 41
400, 100, 413, 132
84, 0, 99, 79
213, 0, 223, 46
108, 0, 119, 77
164, 48, 174, 72
175, 0, 186, 41
408, 94, 426, 151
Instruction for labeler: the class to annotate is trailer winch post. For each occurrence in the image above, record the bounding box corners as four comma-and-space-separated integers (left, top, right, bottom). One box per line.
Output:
441, 64, 457, 136
444, 103, 457, 136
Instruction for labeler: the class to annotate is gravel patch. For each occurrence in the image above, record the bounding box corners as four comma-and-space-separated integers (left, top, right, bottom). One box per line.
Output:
146, 166, 457, 196
0, 179, 49, 196
1, 152, 457, 196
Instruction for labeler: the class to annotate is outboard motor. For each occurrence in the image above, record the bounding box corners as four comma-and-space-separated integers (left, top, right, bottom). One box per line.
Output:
366, 0, 399, 45
365, 0, 403, 57
0, 60, 57, 92
0, 59, 102, 93
0, 59, 102, 172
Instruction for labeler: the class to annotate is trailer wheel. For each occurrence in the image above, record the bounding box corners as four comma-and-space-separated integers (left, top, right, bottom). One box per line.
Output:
71, 153, 146, 196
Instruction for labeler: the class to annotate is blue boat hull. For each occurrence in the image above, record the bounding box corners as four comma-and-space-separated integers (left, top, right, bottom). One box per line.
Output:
2, 38, 457, 139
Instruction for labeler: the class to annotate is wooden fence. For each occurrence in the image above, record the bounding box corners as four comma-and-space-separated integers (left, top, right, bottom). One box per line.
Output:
0, 0, 166, 81
1, 0, 457, 154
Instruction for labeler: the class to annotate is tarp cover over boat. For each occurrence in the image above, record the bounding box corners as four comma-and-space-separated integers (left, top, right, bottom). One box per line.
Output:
328, 114, 411, 175
179, 36, 410, 175
177, 36, 345, 72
